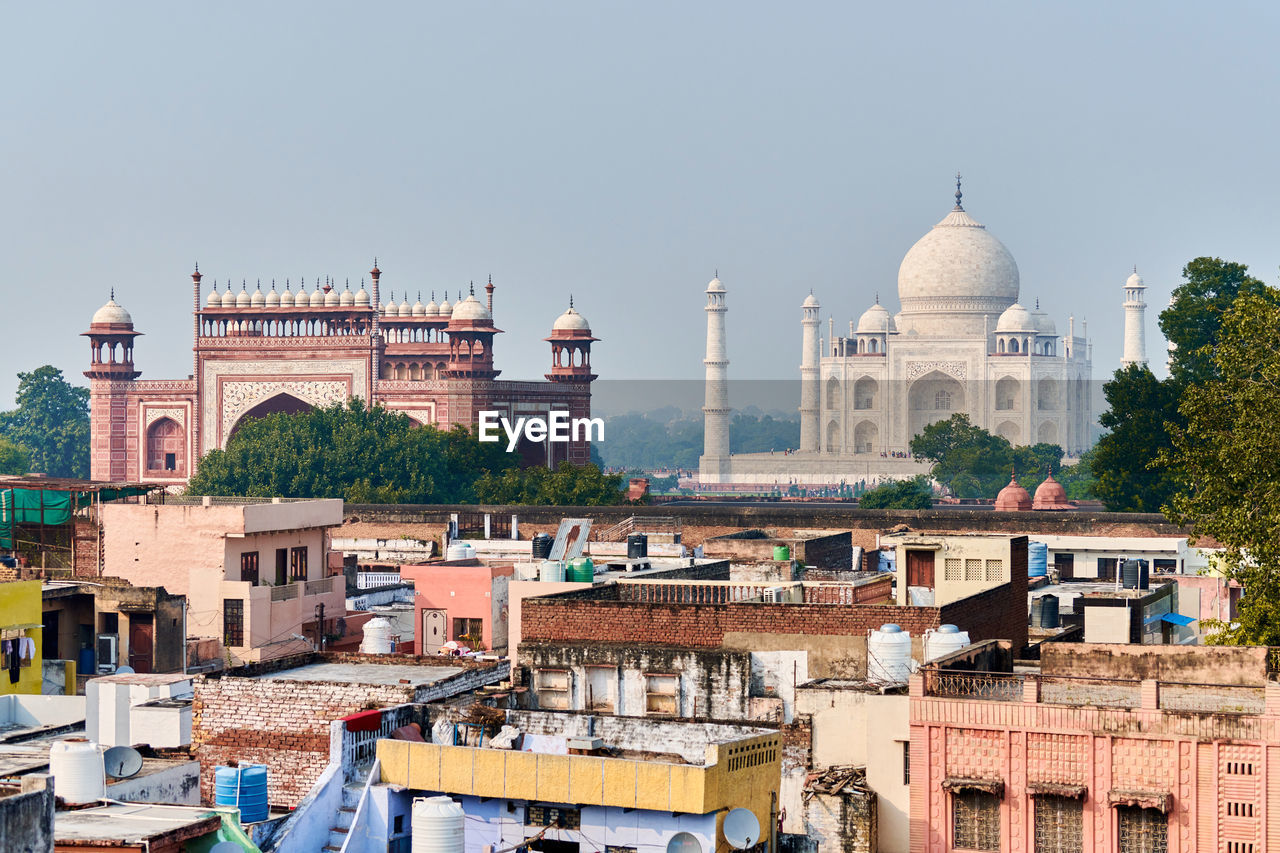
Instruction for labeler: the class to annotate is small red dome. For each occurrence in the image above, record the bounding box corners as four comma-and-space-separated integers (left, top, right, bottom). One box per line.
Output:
994, 474, 1032, 511
1032, 473, 1072, 510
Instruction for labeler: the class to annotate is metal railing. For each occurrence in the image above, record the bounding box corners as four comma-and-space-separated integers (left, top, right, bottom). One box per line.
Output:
925, 670, 1026, 702
592, 515, 682, 542
342, 704, 418, 780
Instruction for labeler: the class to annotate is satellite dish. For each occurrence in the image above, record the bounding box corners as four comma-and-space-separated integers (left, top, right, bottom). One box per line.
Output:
724, 808, 761, 850
210, 843, 242, 853
114, 665, 136, 675
667, 832, 702, 853
103, 745, 143, 779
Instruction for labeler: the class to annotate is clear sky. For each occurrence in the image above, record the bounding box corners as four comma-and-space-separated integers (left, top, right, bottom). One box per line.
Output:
3, 1, 1278, 407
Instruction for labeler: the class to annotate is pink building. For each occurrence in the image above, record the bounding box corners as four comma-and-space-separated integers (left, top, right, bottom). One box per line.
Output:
100, 498, 346, 664
82, 266, 598, 486
911, 642, 1280, 853
399, 560, 514, 655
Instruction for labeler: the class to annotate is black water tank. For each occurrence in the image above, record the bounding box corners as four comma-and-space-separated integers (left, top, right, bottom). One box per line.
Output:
531, 533, 554, 560
1034, 594, 1060, 629
627, 533, 648, 559
1121, 559, 1149, 590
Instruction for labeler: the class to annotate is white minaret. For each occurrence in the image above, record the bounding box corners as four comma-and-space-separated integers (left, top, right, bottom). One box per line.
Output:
699, 275, 731, 481
799, 292, 821, 452
1121, 268, 1147, 368
1165, 292, 1177, 373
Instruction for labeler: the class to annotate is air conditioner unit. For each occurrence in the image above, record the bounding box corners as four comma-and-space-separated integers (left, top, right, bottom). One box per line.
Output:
762, 586, 788, 603
96, 634, 119, 674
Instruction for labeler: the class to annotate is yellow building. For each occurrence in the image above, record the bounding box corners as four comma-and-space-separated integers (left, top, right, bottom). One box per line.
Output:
0, 580, 43, 695
377, 711, 781, 853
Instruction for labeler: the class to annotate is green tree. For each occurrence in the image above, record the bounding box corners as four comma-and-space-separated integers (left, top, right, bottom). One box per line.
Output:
1160, 257, 1273, 386
857, 476, 933, 509
0, 366, 90, 478
1090, 365, 1182, 513
1055, 447, 1096, 500
187, 400, 515, 503
0, 437, 31, 476
1164, 291, 1280, 644
474, 462, 626, 506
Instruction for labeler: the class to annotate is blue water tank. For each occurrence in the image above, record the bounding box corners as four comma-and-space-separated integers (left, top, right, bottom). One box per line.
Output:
215, 764, 269, 823
77, 646, 95, 677
1028, 541, 1049, 577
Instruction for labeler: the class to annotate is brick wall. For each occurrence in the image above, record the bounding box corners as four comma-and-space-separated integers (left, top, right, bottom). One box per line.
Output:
192, 654, 505, 808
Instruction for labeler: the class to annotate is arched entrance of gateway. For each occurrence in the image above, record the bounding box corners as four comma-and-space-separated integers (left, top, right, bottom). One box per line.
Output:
226, 393, 314, 443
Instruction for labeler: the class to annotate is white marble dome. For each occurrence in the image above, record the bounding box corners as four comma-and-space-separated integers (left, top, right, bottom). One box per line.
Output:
424, 293, 440, 316
856, 301, 892, 334
439, 293, 453, 315
265, 284, 281, 307
280, 285, 295, 307
250, 283, 266, 308
354, 284, 371, 307
451, 295, 492, 321
235, 284, 252, 308
553, 305, 590, 332
996, 302, 1035, 332
1032, 307, 1056, 335
92, 297, 132, 325
340, 283, 355, 307
309, 286, 326, 308
802, 292, 820, 308
205, 284, 221, 307
897, 207, 1019, 316
324, 285, 341, 307
706, 277, 725, 293
220, 287, 237, 308
1126, 271, 1145, 288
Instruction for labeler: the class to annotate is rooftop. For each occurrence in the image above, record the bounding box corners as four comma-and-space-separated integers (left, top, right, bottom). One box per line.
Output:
251, 661, 465, 687
54, 802, 222, 846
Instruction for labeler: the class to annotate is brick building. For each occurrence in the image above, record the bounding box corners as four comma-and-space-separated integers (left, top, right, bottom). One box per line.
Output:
191, 652, 507, 808
83, 265, 598, 485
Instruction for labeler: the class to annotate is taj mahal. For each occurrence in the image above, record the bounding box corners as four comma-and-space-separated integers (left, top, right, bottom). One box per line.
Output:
698, 180, 1140, 486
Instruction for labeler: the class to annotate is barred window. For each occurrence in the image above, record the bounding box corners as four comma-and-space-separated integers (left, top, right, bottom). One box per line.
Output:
223, 599, 244, 647
1117, 806, 1167, 853
985, 559, 1004, 581
944, 558, 962, 581
952, 790, 999, 851
1034, 796, 1082, 853
290, 546, 308, 581
526, 805, 580, 829
239, 551, 259, 584
964, 559, 983, 581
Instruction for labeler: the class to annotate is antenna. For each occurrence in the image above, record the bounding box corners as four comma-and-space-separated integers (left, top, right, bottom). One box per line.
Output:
724, 808, 762, 850
667, 832, 703, 853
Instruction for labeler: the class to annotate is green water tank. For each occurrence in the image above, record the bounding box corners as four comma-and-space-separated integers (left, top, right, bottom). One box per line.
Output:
773, 545, 791, 561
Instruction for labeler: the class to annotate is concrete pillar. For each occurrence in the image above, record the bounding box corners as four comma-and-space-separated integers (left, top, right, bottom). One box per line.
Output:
1140, 679, 1160, 710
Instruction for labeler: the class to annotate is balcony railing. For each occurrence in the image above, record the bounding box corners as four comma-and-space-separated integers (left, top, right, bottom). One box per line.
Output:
270, 584, 299, 602
267, 577, 335, 601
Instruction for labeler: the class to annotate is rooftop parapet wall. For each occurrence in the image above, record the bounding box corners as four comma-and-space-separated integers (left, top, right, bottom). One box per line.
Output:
1039, 643, 1279, 686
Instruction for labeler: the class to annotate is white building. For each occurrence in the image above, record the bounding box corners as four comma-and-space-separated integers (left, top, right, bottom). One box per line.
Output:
701, 180, 1097, 485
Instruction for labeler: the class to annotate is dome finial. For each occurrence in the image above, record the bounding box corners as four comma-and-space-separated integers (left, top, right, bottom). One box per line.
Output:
470, 280, 475, 296
875, 292, 879, 305
1035, 298, 1040, 310
954, 172, 963, 210
110, 287, 115, 301
1134, 264, 1138, 274
569, 294, 574, 309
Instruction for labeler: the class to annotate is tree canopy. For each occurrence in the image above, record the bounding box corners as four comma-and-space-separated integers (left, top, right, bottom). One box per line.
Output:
1090, 364, 1182, 513
1160, 257, 1274, 386
1164, 290, 1280, 644
0, 437, 30, 476
0, 366, 90, 478
474, 462, 626, 506
858, 476, 934, 509
909, 414, 1064, 499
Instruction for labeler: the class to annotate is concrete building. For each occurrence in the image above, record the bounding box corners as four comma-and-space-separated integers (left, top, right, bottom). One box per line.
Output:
399, 559, 514, 655
0, 774, 52, 853
83, 266, 598, 486
911, 642, 1280, 853
100, 498, 346, 664
0, 581, 43, 696
41, 580, 185, 678
375, 706, 781, 853
699, 183, 1095, 486
882, 533, 1027, 608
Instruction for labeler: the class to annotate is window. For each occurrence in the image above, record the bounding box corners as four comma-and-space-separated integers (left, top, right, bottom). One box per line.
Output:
935, 390, 952, 411
223, 599, 244, 647
526, 805, 580, 829
290, 546, 308, 581
901, 741, 910, 785
985, 559, 1004, 581
535, 669, 570, 710
393, 815, 404, 835
952, 790, 1000, 851
1226, 801, 1255, 817
645, 673, 680, 716
452, 618, 484, 645
275, 549, 288, 586
164, 452, 176, 471
240, 551, 259, 585
1117, 806, 1167, 853
964, 558, 983, 581
1034, 796, 1082, 853
944, 558, 962, 581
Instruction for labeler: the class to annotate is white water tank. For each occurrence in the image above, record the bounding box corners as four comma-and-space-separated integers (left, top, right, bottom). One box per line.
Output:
413, 795, 465, 853
360, 617, 394, 654
539, 560, 565, 582
867, 623, 912, 685
50, 739, 106, 805
445, 543, 474, 561
924, 624, 971, 663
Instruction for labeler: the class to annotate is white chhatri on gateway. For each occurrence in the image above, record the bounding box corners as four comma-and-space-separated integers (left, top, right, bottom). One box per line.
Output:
699, 178, 1104, 486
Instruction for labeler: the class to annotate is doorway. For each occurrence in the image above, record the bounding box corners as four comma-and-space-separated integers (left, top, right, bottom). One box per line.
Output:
421, 609, 447, 655
128, 615, 154, 673
906, 550, 935, 588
